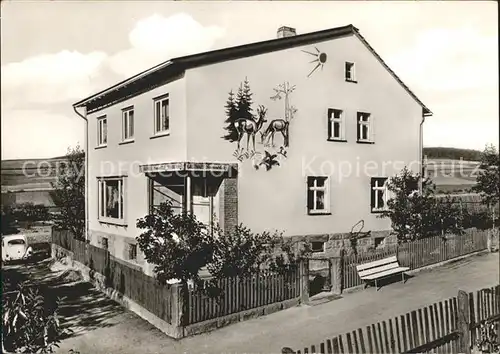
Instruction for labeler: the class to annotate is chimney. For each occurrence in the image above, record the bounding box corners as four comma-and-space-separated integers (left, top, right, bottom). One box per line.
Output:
277, 26, 297, 39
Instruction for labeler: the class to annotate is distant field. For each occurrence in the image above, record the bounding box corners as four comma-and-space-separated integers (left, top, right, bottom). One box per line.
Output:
425, 159, 481, 193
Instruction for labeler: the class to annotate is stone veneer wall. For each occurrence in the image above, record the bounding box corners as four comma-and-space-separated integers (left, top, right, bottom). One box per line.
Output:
291, 229, 397, 258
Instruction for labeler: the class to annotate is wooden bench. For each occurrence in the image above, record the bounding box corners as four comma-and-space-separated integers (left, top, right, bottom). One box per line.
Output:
356, 256, 409, 291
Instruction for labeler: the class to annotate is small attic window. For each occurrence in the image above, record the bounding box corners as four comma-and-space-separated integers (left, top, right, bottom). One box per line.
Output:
345, 62, 356, 82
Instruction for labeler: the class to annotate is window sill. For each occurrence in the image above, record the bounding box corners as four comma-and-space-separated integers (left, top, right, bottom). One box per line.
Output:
119, 139, 135, 145
307, 211, 332, 216
95, 145, 107, 150
346, 79, 358, 83
150, 131, 170, 140
327, 138, 348, 143
371, 209, 387, 214
98, 218, 128, 227
357, 140, 375, 144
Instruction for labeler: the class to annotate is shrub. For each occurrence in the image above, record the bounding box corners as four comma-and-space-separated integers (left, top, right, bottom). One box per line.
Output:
136, 201, 214, 285
380, 167, 465, 242
2, 283, 64, 353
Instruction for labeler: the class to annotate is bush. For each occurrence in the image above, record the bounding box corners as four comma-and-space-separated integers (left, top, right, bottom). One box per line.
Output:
136, 202, 304, 291
2, 283, 64, 353
1, 205, 19, 235
136, 201, 214, 285
380, 167, 465, 242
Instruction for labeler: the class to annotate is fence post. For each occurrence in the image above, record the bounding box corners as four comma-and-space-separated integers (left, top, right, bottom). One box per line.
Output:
330, 255, 342, 295
299, 258, 310, 304
458, 290, 471, 354
170, 283, 186, 338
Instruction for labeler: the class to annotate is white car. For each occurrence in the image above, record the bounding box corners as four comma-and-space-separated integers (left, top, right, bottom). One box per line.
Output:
2, 234, 33, 263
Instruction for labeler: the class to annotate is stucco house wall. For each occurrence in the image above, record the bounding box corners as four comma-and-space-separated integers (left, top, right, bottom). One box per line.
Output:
86, 75, 187, 268
185, 33, 422, 237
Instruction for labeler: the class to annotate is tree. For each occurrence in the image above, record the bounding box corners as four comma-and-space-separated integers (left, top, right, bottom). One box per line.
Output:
222, 90, 239, 142
473, 144, 500, 208
379, 167, 464, 243
50, 146, 85, 240
136, 202, 215, 285
236, 77, 253, 120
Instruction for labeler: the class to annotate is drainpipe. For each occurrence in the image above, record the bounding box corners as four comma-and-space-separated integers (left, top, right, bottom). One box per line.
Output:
73, 105, 89, 242
419, 110, 431, 192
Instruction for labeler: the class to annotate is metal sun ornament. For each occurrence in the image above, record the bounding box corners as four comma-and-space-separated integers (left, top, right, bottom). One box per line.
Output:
302, 47, 328, 77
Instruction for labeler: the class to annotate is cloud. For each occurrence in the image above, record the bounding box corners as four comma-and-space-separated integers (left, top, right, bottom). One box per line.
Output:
1, 13, 225, 107
387, 27, 498, 92
107, 13, 226, 77
1, 109, 85, 159
1, 50, 108, 106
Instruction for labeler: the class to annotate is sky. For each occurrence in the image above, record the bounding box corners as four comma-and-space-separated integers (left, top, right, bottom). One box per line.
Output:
1, 0, 498, 160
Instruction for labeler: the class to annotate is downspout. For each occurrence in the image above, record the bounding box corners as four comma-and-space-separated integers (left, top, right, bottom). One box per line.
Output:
419, 110, 432, 192
419, 112, 425, 192
73, 105, 89, 242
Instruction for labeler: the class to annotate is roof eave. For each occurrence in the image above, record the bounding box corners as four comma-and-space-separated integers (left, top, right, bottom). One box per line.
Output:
73, 24, 356, 109
352, 29, 432, 116
73, 60, 176, 108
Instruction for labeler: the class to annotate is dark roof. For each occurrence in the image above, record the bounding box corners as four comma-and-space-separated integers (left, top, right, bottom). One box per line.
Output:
74, 24, 432, 115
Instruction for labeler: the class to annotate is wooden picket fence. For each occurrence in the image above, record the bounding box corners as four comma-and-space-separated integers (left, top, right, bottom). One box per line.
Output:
52, 229, 173, 324
186, 269, 300, 325
106, 256, 173, 324
288, 285, 500, 354
53, 229, 302, 330
343, 229, 489, 289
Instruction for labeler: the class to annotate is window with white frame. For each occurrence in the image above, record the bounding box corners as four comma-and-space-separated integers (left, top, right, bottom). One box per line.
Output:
371, 177, 389, 213
97, 116, 107, 146
345, 62, 356, 82
307, 176, 329, 214
328, 108, 344, 141
357, 112, 372, 142
154, 95, 169, 134
122, 107, 134, 141
98, 177, 125, 222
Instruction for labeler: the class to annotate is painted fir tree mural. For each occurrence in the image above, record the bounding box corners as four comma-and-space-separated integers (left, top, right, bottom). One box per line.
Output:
237, 77, 253, 120
222, 77, 254, 143
222, 90, 238, 142
222, 77, 298, 171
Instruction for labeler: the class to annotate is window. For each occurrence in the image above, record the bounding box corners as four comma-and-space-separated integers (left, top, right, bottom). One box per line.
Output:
154, 95, 169, 134
122, 107, 134, 141
98, 177, 125, 222
357, 112, 372, 142
307, 176, 329, 214
311, 241, 325, 253
128, 243, 137, 261
328, 108, 345, 141
97, 116, 107, 146
101, 237, 109, 250
374, 237, 385, 249
371, 177, 389, 213
345, 62, 356, 82
8, 239, 26, 246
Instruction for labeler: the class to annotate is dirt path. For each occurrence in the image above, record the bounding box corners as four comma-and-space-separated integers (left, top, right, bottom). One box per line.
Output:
10, 252, 499, 354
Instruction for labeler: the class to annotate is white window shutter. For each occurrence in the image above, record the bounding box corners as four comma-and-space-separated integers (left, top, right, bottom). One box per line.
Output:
371, 114, 376, 142
342, 111, 347, 140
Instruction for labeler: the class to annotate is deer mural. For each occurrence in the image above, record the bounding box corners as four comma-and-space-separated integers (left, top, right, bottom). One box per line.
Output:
234, 105, 268, 151
260, 119, 289, 147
